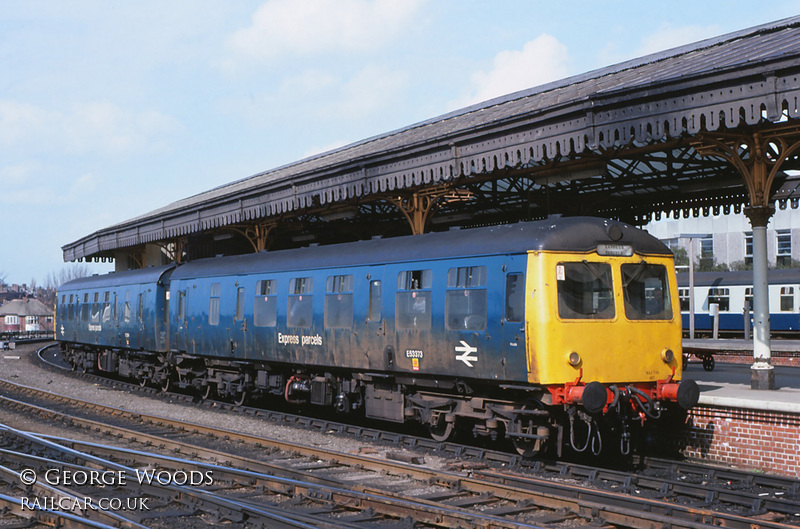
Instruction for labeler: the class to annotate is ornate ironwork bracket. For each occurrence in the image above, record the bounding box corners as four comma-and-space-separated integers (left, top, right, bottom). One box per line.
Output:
690, 123, 800, 215
386, 185, 474, 235
228, 220, 281, 252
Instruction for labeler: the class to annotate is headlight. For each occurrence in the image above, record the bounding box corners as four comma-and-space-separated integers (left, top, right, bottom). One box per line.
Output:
568, 351, 582, 367
661, 348, 675, 363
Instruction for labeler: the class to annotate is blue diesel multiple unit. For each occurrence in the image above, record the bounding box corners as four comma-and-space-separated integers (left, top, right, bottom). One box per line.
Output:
57, 218, 698, 457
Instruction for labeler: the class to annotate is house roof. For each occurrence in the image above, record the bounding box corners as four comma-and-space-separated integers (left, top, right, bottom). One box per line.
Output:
0, 298, 53, 317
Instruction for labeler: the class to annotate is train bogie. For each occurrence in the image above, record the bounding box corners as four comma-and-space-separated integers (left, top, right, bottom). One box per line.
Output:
57, 218, 699, 457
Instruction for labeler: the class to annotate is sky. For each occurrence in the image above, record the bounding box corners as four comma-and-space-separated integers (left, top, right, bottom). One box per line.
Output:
2, 1, 799, 287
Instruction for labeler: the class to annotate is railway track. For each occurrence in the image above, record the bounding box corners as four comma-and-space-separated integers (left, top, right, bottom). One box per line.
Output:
1, 360, 799, 529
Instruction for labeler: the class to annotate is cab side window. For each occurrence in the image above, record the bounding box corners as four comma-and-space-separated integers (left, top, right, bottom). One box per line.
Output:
505, 273, 524, 323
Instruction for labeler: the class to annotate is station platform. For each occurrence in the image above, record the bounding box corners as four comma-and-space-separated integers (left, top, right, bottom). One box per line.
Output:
693, 374, 800, 414
683, 338, 800, 413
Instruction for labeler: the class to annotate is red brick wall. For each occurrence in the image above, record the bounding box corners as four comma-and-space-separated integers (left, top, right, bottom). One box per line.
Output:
682, 405, 800, 478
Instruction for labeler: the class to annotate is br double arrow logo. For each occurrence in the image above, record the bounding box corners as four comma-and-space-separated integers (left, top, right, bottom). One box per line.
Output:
454, 341, 478, 367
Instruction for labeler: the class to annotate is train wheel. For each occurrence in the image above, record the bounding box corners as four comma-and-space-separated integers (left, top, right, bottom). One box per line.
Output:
512, 425, 549, 458
511, 401, 550, 458
702, 355, 715, 372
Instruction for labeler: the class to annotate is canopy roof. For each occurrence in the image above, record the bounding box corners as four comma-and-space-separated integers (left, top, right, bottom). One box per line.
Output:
63, 16, 800, 264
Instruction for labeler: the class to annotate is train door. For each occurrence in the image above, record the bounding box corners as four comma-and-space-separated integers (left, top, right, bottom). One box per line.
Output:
174, 285, 189, 352
501, 263, 528, 379
324, 272, 355, 367
362, 270, 385, 370
136, 290, 145, 349
233, 281, 248, 359
394, 268, 434, 373
159, 286, 169, 351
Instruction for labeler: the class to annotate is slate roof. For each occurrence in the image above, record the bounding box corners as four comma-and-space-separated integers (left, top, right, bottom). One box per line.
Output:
0, 298, 52, 317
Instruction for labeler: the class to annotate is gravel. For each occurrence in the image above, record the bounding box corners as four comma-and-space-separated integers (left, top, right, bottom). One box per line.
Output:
0, 342, 451, 470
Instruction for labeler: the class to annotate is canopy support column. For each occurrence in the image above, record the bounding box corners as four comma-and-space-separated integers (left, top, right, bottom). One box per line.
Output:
692, 123, 800, 389
745, 206, 775, 390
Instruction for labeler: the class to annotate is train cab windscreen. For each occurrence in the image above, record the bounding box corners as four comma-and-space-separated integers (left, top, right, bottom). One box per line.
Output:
621, 263, 672, 320
557, 262, 614, 319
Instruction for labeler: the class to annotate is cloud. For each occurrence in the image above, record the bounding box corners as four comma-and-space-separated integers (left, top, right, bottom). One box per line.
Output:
635, 23, 722, 56
224, 64, 408, 127
0, 100, 182, 156
227, 0, 424, 62
457, 34, 570, 108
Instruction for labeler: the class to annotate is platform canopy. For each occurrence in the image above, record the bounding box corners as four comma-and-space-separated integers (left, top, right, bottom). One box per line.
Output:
63, 16, 800, 267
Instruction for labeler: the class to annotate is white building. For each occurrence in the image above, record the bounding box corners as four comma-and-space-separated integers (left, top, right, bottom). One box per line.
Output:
643, 206, 800, 270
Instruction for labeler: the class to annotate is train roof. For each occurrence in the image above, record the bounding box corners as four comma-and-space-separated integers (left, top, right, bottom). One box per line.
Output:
172, 217, 671, 280
58, 264, 176, 292
676, 269, 800, 287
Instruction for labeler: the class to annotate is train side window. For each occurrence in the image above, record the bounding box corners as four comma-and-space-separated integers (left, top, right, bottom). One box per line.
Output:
101, 291, 112, 322
254, 280, 277, 327
137, 293, 144, 322
368, 280, 382, 322
398, 269, 431, 290
325, 274, 354, 328
396, 269, 432, 330
177, 291, 186, 322
235, 287, 245, 321
90, 292, 101, 324
505, 273, 524, 323
208, 283, 221, 326
781, 287, 794, 312
68, 294, 75, 321
81, 293, 90, 322
287, 277, 313, 328
678, 288, 690, 311
557, 262, 614, 319
123, 291, 131, 323
707, 287, 729, 312
621, 263, 672, 320
446, 266, 487, 330
744, 288, 753, 311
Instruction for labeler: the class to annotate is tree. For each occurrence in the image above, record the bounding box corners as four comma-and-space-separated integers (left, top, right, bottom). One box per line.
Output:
672, 247, 689, 268
40, 264, 93, 307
